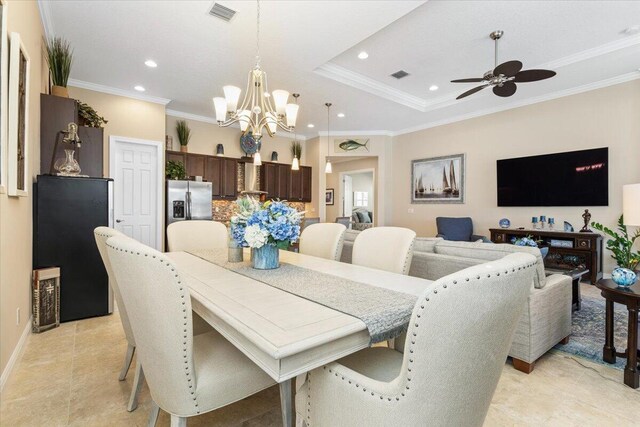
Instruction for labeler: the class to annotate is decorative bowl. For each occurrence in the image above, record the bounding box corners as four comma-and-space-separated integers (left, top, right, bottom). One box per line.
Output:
499, 218, 510, 228
611, 267, 637, 287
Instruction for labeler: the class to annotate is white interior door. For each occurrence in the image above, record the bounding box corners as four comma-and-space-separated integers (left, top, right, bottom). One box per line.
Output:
343, 175, 353, 217
110, 136, 163, 250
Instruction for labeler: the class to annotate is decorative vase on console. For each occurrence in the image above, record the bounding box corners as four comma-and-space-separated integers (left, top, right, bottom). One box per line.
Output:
229, 196, 303, 270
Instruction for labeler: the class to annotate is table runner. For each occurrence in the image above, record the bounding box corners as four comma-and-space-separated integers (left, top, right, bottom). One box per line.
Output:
187, 249, 418, 343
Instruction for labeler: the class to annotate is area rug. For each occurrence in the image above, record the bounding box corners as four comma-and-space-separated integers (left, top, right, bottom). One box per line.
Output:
553, 294, 629, 370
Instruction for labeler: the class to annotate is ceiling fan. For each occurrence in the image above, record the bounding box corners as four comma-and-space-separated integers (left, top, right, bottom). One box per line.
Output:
451, 30, 556, 100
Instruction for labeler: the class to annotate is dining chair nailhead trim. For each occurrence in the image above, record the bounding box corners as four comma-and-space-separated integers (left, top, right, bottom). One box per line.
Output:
105, 241, 201, 414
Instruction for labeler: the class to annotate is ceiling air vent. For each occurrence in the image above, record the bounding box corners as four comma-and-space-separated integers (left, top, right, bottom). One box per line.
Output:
209, 3, 236, 22
390, 70, 410, 79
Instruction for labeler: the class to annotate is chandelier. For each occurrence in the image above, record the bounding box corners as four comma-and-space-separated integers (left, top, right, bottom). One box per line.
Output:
213, 0, 299, 138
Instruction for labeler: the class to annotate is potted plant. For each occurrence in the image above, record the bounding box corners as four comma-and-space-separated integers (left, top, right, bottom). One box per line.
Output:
592, 215, 640, 286
230, 197, 303, 269
176, 120, 191, 153
291, 141, 302, 160
76, 101, 108, 128
165, 160, 186, 180
45, 37, 73, 98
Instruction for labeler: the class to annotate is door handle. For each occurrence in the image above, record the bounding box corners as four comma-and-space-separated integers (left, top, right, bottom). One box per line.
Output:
116, 219, 124, 223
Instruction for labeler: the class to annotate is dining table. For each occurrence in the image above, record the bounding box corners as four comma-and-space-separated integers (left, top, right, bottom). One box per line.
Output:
166, 248, 434, 427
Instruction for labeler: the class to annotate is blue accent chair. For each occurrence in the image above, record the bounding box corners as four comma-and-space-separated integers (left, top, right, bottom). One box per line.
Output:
436, 217, 490, 242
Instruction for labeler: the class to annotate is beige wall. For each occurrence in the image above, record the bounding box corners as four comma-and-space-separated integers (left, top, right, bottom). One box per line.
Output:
304, 136, 320, 216
165, 115, 307, 166
67, 86, 166, 175
0, 0, 46, 380
325, 157, 378, 223
391, 80, 640, 270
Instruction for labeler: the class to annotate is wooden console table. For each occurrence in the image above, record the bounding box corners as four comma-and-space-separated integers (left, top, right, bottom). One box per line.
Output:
490, 228, 603, 285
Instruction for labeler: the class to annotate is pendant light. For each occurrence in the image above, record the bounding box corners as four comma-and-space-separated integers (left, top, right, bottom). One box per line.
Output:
291, 93, 300, 171
254, 151, 262, 166
324, 102, 332, 174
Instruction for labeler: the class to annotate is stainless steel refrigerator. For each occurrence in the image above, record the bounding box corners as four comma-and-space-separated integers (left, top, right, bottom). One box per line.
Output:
166, 180, 213, 226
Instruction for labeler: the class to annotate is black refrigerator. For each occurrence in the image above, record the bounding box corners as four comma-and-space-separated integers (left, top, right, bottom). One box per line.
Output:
33, 175, 114, 322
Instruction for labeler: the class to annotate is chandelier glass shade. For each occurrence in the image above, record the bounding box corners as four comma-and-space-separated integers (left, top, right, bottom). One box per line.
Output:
212, 0, 298, 138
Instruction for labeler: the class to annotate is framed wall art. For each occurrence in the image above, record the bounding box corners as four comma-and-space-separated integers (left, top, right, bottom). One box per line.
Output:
325, 188, 334, 205
0, 0, 8, 194
411, 153, 465, 204
7, 31, 29, 197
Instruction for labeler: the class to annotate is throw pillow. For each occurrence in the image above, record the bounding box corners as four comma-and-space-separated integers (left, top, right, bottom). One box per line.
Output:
356, 211, 368, 223
361, 211, 372, 223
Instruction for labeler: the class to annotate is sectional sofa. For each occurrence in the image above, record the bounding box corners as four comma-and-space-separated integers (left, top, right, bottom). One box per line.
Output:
340, 230, 572, 373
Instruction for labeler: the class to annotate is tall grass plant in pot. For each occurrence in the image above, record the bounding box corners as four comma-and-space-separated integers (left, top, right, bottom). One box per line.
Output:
176, 120, 191, 153
45, 37, 73, 98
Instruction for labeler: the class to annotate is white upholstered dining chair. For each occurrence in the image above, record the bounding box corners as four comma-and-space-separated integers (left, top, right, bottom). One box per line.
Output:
295, 253, 537, 427
106, 235, 275, 427
299, 223, 346, 261
166, 220, 228, 252
94, 227, 144, 412
351, 227, 416, 275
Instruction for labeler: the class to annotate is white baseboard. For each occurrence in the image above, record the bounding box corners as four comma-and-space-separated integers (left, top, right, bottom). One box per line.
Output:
0, 317, 32, 393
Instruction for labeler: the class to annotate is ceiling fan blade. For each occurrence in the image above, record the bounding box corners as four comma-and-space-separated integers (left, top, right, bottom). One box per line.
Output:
493, 82, 517, 97
514, 69, 556, 82
493, 60, 523, 77
456, 84, 489, 100
451, 78, 485, 83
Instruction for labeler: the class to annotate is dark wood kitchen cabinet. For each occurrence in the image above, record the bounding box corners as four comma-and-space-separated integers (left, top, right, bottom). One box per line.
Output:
166, 152, 237, 200
221, 158, 238, 199
260, 162, 312, 202
185, 154, 206, 178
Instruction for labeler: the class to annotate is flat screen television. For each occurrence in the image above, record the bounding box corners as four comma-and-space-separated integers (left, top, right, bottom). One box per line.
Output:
497, 148, 608, 207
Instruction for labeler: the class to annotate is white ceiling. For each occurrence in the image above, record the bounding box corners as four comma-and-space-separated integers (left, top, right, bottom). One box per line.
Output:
41, 1, 640, 137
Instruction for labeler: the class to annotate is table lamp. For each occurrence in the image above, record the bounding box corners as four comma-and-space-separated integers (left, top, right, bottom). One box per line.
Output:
623, 183, 640, 226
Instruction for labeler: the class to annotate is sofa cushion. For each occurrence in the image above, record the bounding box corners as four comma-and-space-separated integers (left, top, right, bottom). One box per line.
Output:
434, 240, 546, 288
412, 237, 441, 254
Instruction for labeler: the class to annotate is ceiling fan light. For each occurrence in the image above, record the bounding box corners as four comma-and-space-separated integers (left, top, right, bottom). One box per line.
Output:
213, 97, 228, 122
272, 90, 289, 115
223, 85, 241, 112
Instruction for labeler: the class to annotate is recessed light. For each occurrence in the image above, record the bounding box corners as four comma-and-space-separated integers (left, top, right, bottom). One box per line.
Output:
429, 85, 439, 91
134, 85, 145, 92
307, 124, 315, 128
358, 51, 369, 60
337, 113, 345, 118
144, 60, 157, 68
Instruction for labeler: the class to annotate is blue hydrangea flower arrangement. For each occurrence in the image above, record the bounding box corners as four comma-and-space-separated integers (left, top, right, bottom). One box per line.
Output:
511, 235, 541, 247
230, 197, 304, 250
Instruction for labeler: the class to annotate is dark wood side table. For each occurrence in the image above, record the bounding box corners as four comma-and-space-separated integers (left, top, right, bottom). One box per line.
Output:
596, 279, 639, 389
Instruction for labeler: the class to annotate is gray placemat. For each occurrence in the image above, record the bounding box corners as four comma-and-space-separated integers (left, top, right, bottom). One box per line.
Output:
188, 249, 417, 343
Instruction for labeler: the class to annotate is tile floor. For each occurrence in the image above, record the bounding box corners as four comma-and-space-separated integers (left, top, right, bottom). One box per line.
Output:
1, 283, 638, 426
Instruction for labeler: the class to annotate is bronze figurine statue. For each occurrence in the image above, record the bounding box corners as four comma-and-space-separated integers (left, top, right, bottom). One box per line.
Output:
579, 209, 592, 233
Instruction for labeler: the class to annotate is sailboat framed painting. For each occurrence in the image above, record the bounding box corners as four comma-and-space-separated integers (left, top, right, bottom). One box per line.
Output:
411, 154, 465, 204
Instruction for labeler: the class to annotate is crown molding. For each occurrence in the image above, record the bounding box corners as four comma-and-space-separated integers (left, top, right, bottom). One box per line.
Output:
68, 79, 171, 105
317, 130, 393, 137
166, 109, 307, 141
37, 0, 55, 39
391, 71, 640, 137
540, 34, 640, 70
315, 63, 428, 111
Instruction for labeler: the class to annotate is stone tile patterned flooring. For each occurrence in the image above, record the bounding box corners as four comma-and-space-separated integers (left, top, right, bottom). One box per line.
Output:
1, 283, 638, 426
